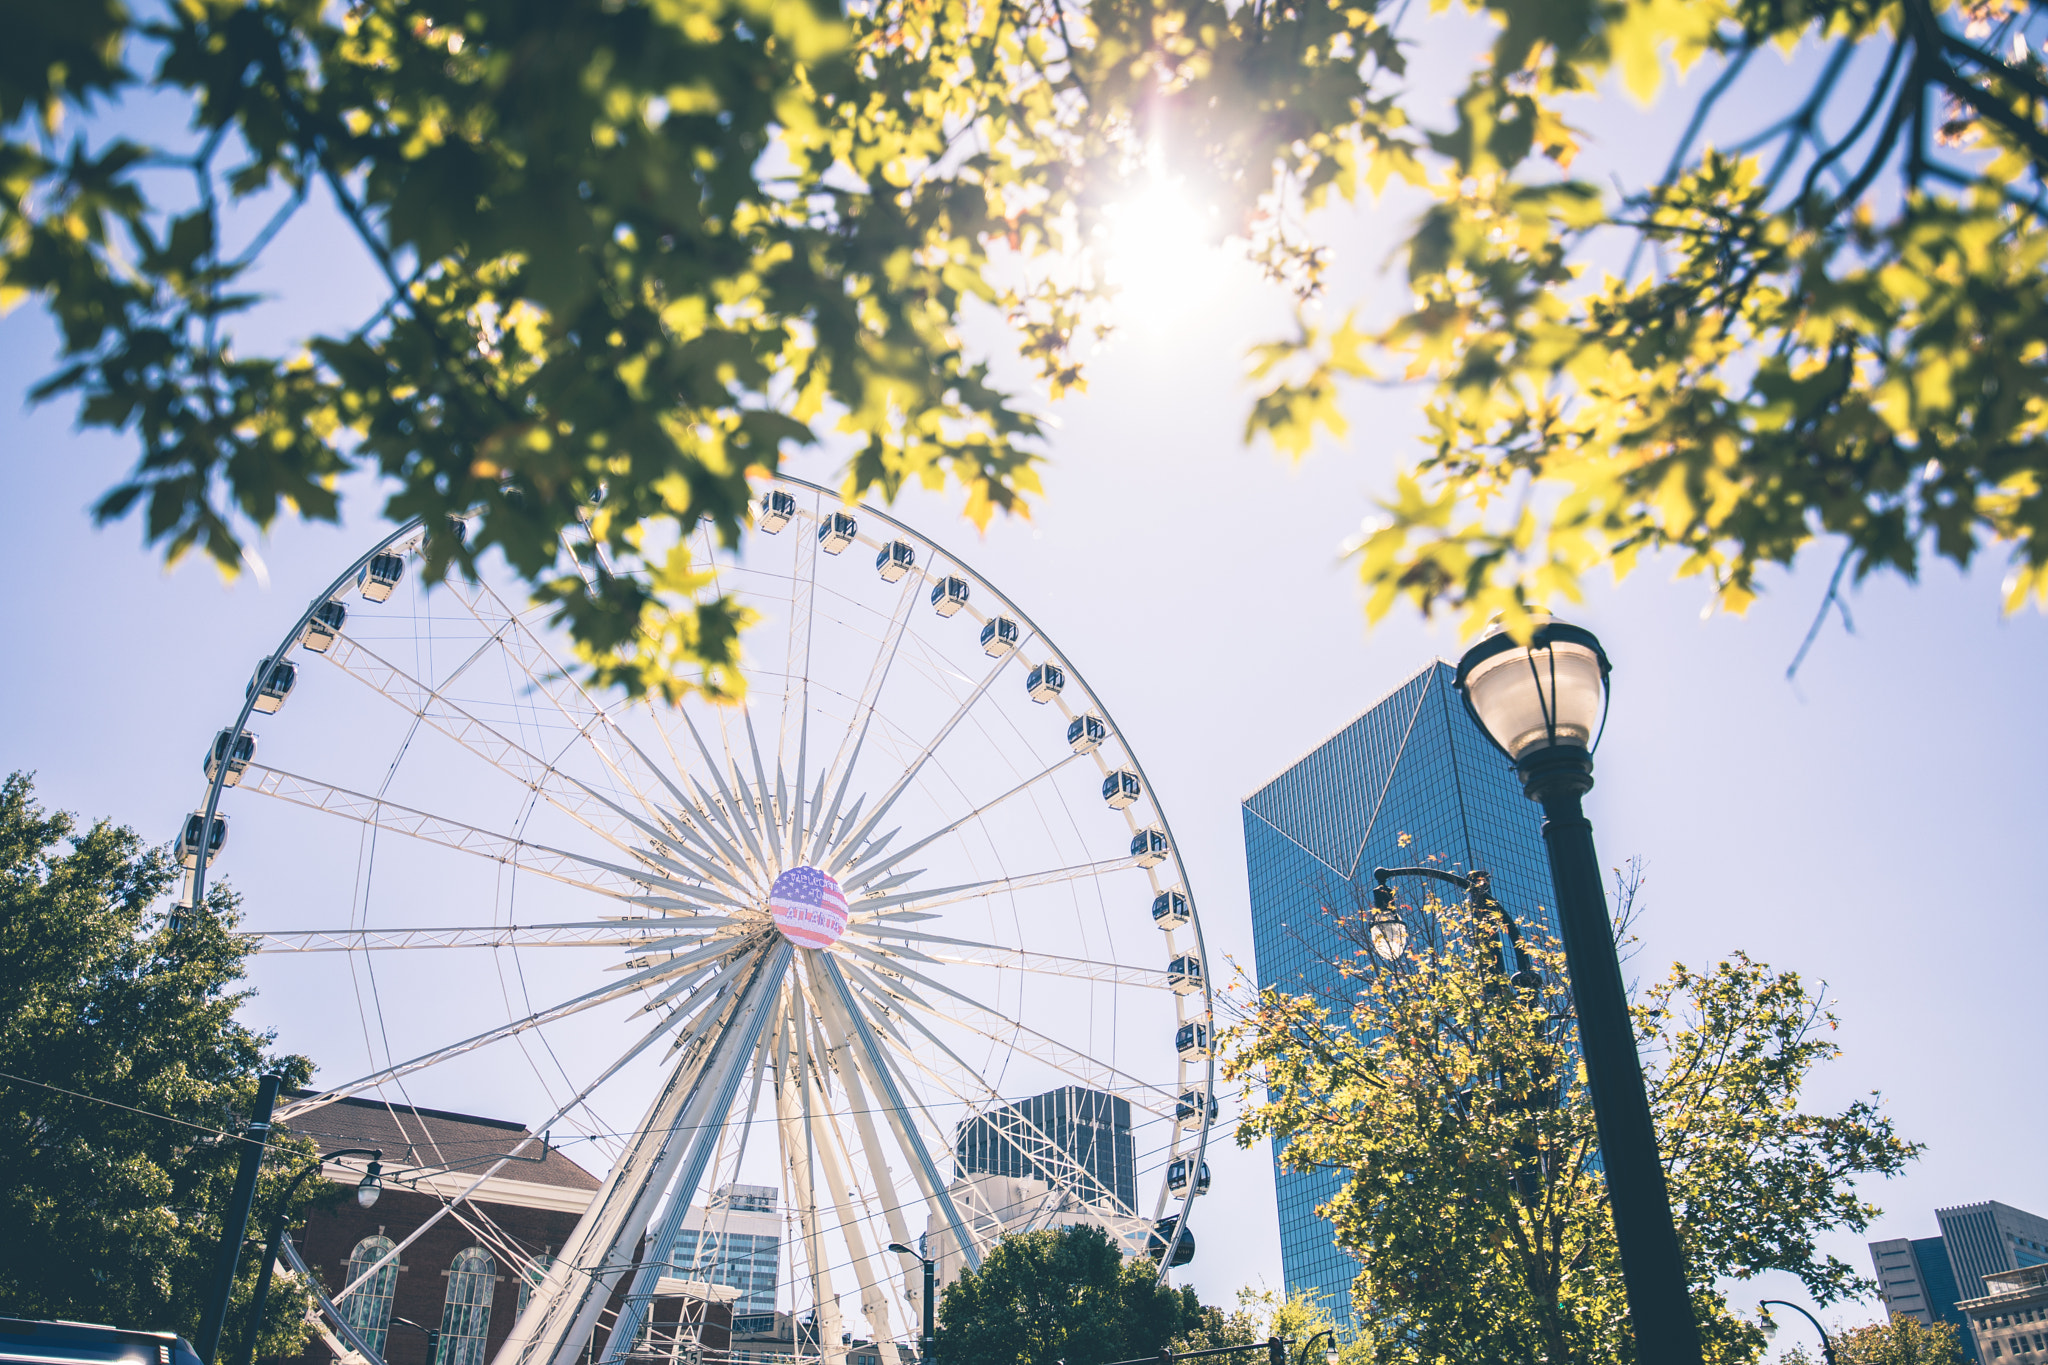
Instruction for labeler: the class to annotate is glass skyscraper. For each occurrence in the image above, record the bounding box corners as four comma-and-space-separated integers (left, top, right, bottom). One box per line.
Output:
955, 1085, 1136, 1213
1242, 660, 1562, 1325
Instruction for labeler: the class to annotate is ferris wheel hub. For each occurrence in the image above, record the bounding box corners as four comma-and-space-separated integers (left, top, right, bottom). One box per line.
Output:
768, 865, 850, 949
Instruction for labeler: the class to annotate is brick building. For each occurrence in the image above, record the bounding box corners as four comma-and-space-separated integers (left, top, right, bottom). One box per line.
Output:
281, 1094, 732, 1365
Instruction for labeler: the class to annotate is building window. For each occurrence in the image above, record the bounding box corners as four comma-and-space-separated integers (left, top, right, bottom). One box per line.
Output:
341, 1235, 400, 1355
437, 1247, 498, 1365
517, 1255, 553, 1317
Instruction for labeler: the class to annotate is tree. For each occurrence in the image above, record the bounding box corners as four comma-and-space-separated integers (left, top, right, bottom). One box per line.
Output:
1222, 870, 1919, 1364
1171, 1286, 1364, 1363
936, 1224, 1201, 1365
0, 771, 321, 1354
11, 1, 2042, 688
1781, 1316, 1969, 1365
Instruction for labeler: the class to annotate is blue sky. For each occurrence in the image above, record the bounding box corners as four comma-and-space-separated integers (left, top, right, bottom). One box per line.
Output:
2, 12, 2043, 1348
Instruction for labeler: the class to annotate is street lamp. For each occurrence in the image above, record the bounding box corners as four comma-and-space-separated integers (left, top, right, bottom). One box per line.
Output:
1368, 867, 1536, 990
390, 1315, 442, 1365
1295, 1329, 1338, 1365
1758, 1300, 1837, 1365
239, 1149, 383, 1365
1453, 613, 1705, 1365
887, 1241, 936, 1365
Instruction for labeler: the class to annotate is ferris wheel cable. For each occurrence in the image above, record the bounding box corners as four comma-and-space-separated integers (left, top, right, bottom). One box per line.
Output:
803, 572, 920, 869
834, 751, 1083, 897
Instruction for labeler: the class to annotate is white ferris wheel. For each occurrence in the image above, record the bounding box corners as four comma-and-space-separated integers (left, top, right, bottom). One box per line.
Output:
178, 476, 1217, 1365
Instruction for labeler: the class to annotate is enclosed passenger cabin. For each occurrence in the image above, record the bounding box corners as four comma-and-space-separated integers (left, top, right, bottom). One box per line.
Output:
1147, 1217, 1196, 1268
204, 729, 256, 788
246, 656, 297, 714
1067, 714, 1108, 754
300, 600, 347, 653
1175, 1021, 1211, 1062
980, 617, 1020, 657
1101, 769, 1140, 809
358, 551, 405, 603
930, 576, 970, 616
818, 511, 857, 553
1026, 662, 1065, 702
1166, 954, 1204, 995
1152, 889, 1191, 929
876, 540, 916, 581
1177, 1090, 1219, 1126
1166, 1159, 1211, 1195
1129, 827, 1169, 867
178, 812, 227, 870
759, 489, 797, 531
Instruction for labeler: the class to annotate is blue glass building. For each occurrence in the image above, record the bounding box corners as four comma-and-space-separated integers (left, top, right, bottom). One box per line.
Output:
1242, 660, 1562, 1325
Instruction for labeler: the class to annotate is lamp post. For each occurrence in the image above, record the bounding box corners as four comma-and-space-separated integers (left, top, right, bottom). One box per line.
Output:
887, 1241, 936, 1365
239, 1149, 383, 1365
197, 1074, 282, 1365
391, 1315, 442, 1365
1295, 1329, 1338, 1365
1452, 614, 1704, 1365
1758, 1300, 1837, 1365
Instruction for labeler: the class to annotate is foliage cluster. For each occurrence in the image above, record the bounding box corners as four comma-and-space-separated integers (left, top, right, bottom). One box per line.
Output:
1222, 874, 1918, 1363
1782, 1314, 1969, 1364
0, 772, 321, 1355
936, 1223, 1202, 1365
11, 0, 2048, 686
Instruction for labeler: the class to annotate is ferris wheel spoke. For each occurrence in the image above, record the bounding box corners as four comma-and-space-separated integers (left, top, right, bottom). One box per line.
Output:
445, 576, 670, 822
822, 644, 1026, 876
322, 633, 644, 850
843, 926, 1170, 991
678, 710, 773, 877
236, 764, 657, 901
842, 960, 1174, 1117
741, 705, 781, 870
811, 1001, 923, 1334
838, 753, 1084, 896
848, 855, 1139, 917
806, 577, 919, 869
275, 959, 719, 1122
243, 919, 718, 953
814, 954, 983, 1273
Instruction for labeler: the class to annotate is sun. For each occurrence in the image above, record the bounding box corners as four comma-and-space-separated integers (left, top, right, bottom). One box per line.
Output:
1100, 174, 1224, 329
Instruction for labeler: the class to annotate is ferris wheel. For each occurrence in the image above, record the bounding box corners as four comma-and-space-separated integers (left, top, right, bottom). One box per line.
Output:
178, 476, 1216, 1365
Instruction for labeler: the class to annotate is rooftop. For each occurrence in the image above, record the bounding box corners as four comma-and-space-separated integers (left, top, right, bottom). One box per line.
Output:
281, 1092, 601, 1191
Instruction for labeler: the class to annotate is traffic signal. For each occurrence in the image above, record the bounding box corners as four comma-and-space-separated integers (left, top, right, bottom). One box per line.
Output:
1268, 1337, 1287, 1365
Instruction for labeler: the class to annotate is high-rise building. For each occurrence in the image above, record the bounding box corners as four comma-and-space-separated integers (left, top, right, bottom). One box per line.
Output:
674, 1184, 783, 1331
1242, 660, 1562, 1326
954, 1086, 1135, 1213
1870, 1200, 2048, 1362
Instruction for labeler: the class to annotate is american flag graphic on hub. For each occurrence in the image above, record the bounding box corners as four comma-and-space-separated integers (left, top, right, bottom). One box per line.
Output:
769, 865, 850, 949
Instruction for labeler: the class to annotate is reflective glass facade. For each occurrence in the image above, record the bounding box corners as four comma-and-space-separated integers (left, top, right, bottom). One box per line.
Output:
1242, 661, 1561, 1325
955, 1085, 1136, 1213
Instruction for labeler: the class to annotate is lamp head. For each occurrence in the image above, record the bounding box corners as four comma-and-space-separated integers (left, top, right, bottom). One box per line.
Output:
1368, 917, 1408, 961
1325, 1349, 1339, 1365
356, 1160, 383, 1209
1453, 611, 1611, 763
887, 1242, 912, 1256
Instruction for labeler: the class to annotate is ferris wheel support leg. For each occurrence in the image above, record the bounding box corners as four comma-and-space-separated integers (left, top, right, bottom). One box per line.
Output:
817, 957, 982, 1273
494, 942, 792, 1365
598, 952, 791, 1365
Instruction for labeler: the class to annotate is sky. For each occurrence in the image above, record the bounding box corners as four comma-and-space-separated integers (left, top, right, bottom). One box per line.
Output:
2, 10, 2044, 1356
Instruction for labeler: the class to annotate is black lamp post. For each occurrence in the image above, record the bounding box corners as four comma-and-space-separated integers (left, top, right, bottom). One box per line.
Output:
1758, 1300, 1838, 1365
239, 1149, 383, 1365
197, 1074, 281, 1365
1453, 614, 1704, 1365
390, 1315, 442, 1365
887, 1241, 936, 1365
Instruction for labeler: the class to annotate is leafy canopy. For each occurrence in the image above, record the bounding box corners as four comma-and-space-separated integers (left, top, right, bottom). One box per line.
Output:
1781, 1314, 1969, 1365
10, 0, 2042, 689
936, 1224, 1203, 1365
0, 771, 323, 1354
1222, 874, 1919, 1364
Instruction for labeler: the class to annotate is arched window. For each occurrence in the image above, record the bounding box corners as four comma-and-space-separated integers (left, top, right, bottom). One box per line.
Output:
437, 1247, 497, 1365
340, 1235, 399, 1355
516, 1254, 553, 1317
